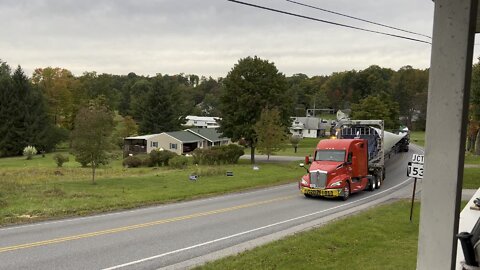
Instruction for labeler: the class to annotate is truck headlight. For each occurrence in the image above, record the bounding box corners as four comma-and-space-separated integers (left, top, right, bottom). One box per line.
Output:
330, 181, 342, 187
301, 178, 308, 186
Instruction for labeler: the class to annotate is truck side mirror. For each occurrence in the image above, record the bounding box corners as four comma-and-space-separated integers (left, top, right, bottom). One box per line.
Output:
299, 163, 309, 174
305, 156, 310, 165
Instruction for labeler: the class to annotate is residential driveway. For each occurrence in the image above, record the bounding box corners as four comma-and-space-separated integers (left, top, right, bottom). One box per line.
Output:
240, 154, 303, 163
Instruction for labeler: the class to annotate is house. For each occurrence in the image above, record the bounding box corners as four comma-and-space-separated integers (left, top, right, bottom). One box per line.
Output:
123, 129, 230, 156
290, 117, 331, 138
186, 128, 230, 148
183, 115, 220, 129
123, 133, 163, 156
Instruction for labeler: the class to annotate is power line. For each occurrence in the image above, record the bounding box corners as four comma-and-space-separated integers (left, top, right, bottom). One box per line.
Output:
286, 0, 431, 39
227, 0, 431, 45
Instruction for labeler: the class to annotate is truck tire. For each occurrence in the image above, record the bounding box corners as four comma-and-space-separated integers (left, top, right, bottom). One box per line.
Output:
368, 177, 376, 191
375, 174, 381, 189
342, 182, 350, 201
304, 193, 312, 198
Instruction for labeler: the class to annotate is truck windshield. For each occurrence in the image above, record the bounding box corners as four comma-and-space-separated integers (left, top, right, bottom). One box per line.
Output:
315, 150, 346, 162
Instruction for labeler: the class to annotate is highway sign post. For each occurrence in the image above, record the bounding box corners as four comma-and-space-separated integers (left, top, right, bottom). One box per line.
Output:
407, 154, 424, 222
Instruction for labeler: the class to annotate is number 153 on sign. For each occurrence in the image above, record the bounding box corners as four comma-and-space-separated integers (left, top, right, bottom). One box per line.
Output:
407, 162, 424, 179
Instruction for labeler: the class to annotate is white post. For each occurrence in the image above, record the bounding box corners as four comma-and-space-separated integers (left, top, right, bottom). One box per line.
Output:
417, 0, 477, 269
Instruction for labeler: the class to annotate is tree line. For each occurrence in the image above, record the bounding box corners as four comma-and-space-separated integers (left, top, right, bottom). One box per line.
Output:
0, 57, 433, 160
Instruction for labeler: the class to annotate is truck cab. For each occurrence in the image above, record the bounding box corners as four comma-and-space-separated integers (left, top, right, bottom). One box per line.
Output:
299, 139, 373, 201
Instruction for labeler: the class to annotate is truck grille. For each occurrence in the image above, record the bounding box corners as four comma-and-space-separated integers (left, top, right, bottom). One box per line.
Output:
310, 171, 327, 188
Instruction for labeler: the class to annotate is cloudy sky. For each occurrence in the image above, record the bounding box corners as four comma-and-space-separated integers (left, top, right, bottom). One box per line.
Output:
1, 0, 475, 78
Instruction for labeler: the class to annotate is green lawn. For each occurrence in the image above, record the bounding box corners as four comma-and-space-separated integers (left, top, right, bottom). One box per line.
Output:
0, 154, 302, 226
278, 137, 323, 157
463, 167, 480, 188
410, 131, 425, 147
197, 200, 421, 270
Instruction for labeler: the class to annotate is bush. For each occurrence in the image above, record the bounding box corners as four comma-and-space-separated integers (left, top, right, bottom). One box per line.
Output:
149, 149, 177, 166
23, 146, 37, 160
141, 156, 155, 167
169, 155, 189, 169
53, 153, 69, 167
122, 156, 142, 168
192, 144, 244, 165
222, 144, 245, 164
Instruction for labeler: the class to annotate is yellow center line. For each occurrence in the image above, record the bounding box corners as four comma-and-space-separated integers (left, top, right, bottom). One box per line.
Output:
0, 195, 296, 253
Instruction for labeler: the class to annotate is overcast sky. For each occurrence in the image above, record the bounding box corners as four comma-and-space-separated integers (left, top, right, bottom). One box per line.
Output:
2, 0, 476, 78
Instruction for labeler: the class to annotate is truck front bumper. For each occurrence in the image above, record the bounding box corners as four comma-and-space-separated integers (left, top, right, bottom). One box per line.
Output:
300, 187, 342, 198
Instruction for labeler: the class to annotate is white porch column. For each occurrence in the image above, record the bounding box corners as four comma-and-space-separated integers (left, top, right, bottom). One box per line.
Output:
417, 0, 477, 269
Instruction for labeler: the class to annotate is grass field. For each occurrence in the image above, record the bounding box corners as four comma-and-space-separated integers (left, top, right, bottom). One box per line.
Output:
0, 154, 303, 226
278, 137, 323, 157
197, 200, 473, 270
197, 200, 421, 270
463, 167, 480, 189
409, 131, 425, 147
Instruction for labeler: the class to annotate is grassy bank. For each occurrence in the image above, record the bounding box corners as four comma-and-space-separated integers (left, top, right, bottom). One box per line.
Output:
409, 131, 425, 147
197, 200, 420, 270
0, 154, 302, 226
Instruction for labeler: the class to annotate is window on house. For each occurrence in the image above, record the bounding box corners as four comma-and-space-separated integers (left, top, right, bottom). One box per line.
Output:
308, 129, 311, 134
170, 143, 177, 149
151, 141, 158, 148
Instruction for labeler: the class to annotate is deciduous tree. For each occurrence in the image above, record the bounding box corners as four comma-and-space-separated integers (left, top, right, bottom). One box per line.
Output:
254, 108, 288, 160
71, 100, 114, 183
220, 56, 294, 163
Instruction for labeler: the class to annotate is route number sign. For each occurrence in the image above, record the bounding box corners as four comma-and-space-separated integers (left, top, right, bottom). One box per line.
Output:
407, 162, 424, 179
408, 154, 424, 222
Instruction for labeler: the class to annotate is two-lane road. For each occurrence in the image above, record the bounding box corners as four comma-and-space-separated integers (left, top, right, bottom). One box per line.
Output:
0, 145, 422, 269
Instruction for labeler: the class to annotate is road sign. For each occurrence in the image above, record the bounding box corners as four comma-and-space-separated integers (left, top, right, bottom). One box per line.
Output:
407, 162, 424, 179
412, 154, 424, 164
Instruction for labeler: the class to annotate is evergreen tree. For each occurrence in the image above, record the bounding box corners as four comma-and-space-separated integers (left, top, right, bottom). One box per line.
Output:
0, 63, 56, 156
139, 76, 185, 134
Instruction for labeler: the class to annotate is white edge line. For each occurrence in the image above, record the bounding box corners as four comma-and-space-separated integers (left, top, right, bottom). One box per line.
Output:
102, 176, 414, 270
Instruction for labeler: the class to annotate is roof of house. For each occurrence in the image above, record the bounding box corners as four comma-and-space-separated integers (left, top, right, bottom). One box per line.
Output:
125, 133, 162, 140
185, 115, 221, 122
165, 131, 203, 143
187, 128, 226, 142
291, 117, 321, 130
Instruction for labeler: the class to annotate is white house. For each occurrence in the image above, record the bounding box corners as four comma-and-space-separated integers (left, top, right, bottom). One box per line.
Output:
290, 117, 331, 138
184, 116, 220, 129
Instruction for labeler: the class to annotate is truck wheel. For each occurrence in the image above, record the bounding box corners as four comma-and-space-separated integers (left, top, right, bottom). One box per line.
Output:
304, 193, 312, 198
342, 183, 350, 201
368, 177, 376, 191
375, 175, 381, 189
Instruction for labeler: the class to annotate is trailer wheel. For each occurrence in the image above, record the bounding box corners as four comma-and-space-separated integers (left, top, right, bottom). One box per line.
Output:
342, 182, 350, 201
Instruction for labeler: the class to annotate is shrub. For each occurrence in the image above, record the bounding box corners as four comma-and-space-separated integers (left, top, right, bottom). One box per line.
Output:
53, 153, 69, 167
222, 144, 245, 164
122, 156, 142, 168
23, 146, 37, 160
169, 155, 189, 169
192, 144, 244, 165
149, 149, 177, 166
141, 156, 155, 167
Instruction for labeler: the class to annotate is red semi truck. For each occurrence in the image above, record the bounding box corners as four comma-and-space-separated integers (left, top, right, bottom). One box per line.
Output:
299, 120, 409, 201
